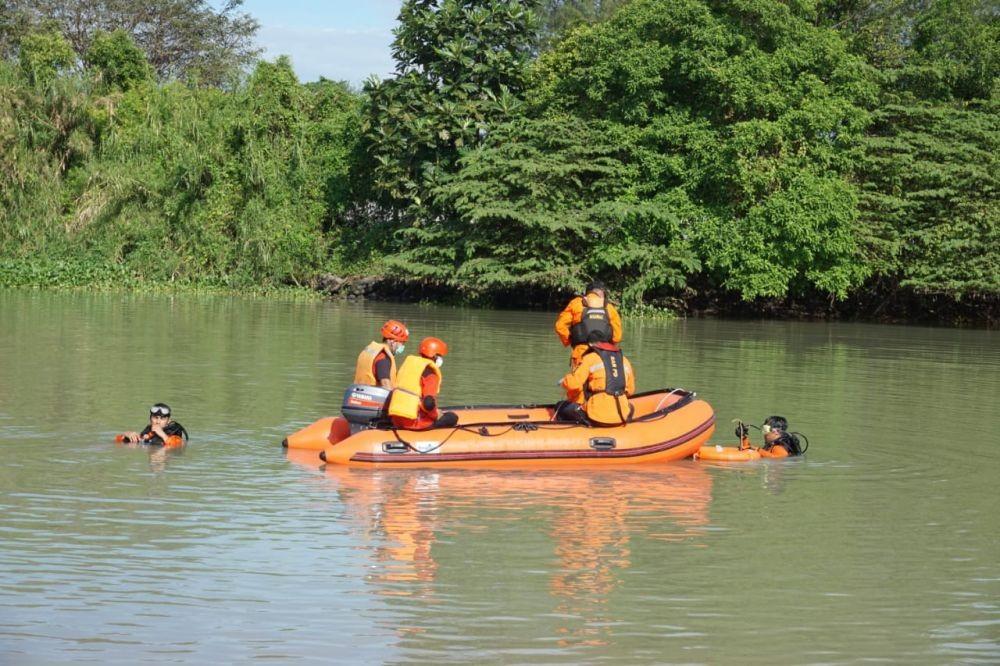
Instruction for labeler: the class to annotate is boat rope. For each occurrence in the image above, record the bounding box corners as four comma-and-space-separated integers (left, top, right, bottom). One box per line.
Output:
378, 389, 699, 453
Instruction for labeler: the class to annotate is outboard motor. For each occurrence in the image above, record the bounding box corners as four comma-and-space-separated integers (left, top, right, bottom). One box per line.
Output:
341, 384, 391, 433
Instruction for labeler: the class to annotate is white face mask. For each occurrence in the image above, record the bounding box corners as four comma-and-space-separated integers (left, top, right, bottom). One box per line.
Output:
394, 344, 405, 355
434, 356, 444, 368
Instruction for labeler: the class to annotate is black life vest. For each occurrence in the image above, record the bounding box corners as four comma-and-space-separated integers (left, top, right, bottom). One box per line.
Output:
589, 347, 627, 397
139, 421, 188, 446
764, 432, 801, 456
569, 299, 612, 346
587, 346, 633, 424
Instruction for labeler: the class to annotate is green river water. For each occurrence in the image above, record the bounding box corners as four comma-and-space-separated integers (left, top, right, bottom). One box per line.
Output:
1, 290, 997, 663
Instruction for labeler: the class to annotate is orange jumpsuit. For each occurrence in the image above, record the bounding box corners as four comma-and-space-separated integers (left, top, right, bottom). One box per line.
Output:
555, 293, 623, 367
561, 345, 635, 425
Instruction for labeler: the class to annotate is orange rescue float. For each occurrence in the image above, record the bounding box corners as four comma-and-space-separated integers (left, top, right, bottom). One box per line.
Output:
693, 439, 798, 462
693, 444, 761, 462
283, 389, 714, 468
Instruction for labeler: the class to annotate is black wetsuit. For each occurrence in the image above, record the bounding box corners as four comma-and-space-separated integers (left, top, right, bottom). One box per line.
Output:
139, 421, 188, 445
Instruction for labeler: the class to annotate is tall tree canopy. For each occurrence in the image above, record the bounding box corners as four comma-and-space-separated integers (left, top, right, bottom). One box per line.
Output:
387, 115, 698, 303
8, 0, 259, 84
848, 0, 1000, 299
535, 0, 630, 49
527, 0, 878, 300
358, 0, 539, 220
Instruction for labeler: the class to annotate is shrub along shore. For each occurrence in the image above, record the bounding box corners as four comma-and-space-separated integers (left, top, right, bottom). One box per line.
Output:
1, 0, 996, 325
3, 259, 996, 326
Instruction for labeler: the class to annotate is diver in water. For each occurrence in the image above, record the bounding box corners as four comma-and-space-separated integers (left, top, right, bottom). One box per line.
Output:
118, 403, 188, 447
759, 415, 804, 458
735, 415, 807, 458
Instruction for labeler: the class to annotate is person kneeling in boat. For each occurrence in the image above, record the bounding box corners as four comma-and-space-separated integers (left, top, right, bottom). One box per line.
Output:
557, 331, 635, 426
355, 319, 409, 389
555, 280, 623, 369
118, 403, 188, 447
386, 337, 459, 430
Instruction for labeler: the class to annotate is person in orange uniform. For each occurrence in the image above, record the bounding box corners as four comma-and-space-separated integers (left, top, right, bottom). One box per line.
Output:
354, 319, 409, 389
387, 337, 459, 430
555, 280, 623, 368
557, 331, 636, 426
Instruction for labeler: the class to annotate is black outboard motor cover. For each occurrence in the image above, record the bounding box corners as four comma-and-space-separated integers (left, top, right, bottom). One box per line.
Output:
341, 384, 391, 429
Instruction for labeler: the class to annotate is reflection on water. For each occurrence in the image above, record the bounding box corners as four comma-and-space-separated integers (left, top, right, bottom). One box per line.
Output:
114, 441, 185, 473
288, 449, 716, 650
1, 290, 998, 663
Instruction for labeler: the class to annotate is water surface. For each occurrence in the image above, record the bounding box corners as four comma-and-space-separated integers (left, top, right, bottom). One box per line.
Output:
1, 290, 997, 663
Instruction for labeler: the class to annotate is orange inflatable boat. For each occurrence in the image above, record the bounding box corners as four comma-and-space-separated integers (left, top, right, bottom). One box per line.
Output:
283, 389, 715, 467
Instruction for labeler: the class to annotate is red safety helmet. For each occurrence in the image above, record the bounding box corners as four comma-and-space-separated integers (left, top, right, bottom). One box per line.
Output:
419, 337, 448, 358
381, 319, 409, 342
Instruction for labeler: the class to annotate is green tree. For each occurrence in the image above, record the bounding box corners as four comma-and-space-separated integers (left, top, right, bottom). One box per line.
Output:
819, 0, 998, 101
18, 29, 75, 84
531, 0, 878, 300
11, 0, 259, 85
0, 56, 95, 255
535, 0, 630, 49
389, 116, 698, 304
848, 0, 999, 299
303, 78, 362, 232
1, 51, 362, 287
859, 101, 999, 297
85, 30, 152, 91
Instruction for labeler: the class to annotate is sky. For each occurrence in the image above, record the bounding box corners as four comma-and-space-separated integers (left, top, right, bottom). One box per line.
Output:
240, 0, 403, 86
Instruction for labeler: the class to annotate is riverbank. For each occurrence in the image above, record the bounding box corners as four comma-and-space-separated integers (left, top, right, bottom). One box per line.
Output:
3, 259, 996, 326
305, 272, 998, 328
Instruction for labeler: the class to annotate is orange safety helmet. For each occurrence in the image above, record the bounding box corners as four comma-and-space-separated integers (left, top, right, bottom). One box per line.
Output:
419, 337, 448, 358
381, 319, 409, 342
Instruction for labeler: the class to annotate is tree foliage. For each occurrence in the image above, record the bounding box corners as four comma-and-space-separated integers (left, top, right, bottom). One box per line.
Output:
0, 54, 360, 286
359, 0, 538, 220
387, 116, 697, 303
846, 0, 1000, 299
530, 0, 878, 299
10, 0, 259, 85
535, 0, 630, 50
1, 0, 997, 318
85, 29, 152, 91
18, 30, 75, 84
859, 101, 999, 296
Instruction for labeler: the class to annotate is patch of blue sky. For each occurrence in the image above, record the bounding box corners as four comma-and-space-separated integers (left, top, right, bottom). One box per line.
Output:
239, 0, 403, 85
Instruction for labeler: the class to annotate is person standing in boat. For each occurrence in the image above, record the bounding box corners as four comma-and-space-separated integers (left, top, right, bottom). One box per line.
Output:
387, 337, 459, 430
355, 319, 409, 389
555, 280, 623, 369
118, 403, 188, 447
557, 331, 635, 426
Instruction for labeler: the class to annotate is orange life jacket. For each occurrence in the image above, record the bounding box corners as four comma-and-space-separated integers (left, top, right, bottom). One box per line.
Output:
354, 341, 397, 387
387, 356, 441, 420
